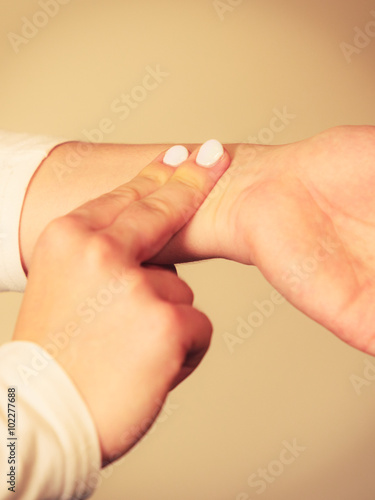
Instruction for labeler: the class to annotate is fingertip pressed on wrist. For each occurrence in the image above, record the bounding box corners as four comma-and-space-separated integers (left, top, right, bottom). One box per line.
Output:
195, 139, 224, 167
163, 145, 189, 166
163, 139, 227, 168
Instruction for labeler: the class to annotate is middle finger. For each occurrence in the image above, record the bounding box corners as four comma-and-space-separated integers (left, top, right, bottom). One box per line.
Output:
69, 146, 190, 230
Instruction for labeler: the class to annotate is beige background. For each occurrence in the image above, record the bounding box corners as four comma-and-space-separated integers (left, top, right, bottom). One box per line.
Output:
2, 0, 375, 498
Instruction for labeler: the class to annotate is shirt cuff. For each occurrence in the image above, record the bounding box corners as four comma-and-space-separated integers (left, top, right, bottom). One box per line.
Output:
0, 341, 101, 500
0, 131, 66, 293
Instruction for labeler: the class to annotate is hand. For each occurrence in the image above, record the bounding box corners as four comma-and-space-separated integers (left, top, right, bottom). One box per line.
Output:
185, 126, 375, 355
12, 141, 231, 464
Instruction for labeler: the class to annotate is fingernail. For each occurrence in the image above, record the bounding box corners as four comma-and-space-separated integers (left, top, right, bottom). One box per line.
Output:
163, 145, 189, 166
196, 139, 224, 167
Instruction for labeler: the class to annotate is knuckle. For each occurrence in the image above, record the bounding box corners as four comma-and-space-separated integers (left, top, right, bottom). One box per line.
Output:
44, 214, 81, 236
84, 232, 121, 268
137, 196, 173, 219
152, 303, 182, 338
148, 304, 187, 369
110, 185, 141, 203
162, 302, 182, 327
178, 279, 194, 304
36, 215, 83, 253
31, 215, 87, 269
172, 172, 205, 197
140, 165, 171, 184
131, 269, 153, 293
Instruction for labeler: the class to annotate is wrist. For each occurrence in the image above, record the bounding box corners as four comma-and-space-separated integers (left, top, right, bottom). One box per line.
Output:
154, 142, 273, 265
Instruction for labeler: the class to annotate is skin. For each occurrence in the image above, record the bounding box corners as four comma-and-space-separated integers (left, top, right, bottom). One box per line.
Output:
13, 145, 232, 464
13, 125, 375, 464
20, 125, 375, 355
179, 125, 375, 355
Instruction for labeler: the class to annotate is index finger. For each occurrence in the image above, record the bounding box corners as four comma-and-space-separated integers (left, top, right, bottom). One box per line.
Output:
106, 139, 231, 264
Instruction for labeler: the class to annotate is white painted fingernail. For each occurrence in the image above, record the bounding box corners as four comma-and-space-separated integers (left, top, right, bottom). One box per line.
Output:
196, 139, 224, 167
163, 145, 189, 166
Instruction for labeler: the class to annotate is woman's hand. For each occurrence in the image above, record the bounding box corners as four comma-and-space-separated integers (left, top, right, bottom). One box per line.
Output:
13, 140, 231, 464
193, 126, 375, 356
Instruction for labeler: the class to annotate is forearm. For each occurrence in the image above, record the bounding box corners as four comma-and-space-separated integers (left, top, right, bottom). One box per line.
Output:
20, 141, 175, 271
20, 140, 250, 271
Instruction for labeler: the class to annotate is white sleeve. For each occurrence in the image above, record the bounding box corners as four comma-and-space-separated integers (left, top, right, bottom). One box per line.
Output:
0, 130, 66, 293
0, 341, 101, 500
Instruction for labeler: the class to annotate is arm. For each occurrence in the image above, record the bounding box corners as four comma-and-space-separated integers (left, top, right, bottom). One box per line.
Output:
19, 126, 375, 358
19, 140, 246, 270
13, 142, 231, 472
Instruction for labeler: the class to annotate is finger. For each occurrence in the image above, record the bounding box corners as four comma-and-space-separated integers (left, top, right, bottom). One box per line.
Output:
107, 140, 231, 264
168, 304, 213, 389
69, 147, 190, 230
142, 266, 194, 304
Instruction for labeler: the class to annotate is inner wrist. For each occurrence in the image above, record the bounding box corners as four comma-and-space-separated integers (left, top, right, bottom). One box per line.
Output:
214, 142, 279, 264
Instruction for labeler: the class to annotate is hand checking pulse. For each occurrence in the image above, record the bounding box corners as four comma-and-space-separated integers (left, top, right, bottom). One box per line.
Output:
19, 126, 375, 359
13, 139, 231, 465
